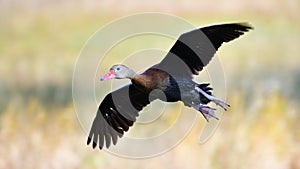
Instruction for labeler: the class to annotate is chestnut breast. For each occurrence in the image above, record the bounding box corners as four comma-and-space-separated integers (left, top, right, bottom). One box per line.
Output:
132, 68, 170, 93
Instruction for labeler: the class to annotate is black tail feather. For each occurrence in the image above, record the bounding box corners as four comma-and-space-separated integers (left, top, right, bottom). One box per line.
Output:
197, 83, 213, 104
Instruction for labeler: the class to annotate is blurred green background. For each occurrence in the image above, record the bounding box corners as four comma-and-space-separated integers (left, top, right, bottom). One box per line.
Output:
1, 1, 300, 169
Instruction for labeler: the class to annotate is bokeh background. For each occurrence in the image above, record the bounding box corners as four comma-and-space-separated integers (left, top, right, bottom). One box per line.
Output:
1, 0, 300, 169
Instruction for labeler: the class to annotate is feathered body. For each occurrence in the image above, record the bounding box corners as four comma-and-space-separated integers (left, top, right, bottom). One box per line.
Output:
87, 23, 253, 149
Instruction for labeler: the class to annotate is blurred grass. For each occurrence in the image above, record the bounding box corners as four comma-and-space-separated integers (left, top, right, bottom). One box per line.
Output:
1, 0, 300, 169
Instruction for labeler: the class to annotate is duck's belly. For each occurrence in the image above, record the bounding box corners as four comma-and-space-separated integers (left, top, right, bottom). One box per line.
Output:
156, 77, 201, 106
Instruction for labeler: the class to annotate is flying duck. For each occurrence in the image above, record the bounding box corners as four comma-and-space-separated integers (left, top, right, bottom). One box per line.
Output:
87, 23, 253, 149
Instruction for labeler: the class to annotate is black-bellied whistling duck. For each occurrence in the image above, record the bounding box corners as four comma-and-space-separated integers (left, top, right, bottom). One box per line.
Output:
87, 23, 253, 149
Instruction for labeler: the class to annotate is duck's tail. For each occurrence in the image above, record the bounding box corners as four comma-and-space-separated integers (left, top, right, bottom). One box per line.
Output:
197, 83, 213, 104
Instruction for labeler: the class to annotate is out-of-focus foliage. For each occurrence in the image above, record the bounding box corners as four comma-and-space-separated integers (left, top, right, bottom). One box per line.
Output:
0, 0, 299, 169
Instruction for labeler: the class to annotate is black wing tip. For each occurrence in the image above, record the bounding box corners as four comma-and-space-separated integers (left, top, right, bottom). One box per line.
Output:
203, 22, 254, 32
92, 142, 97, 149
87, 137, 91, 145
87, 136, 103, 150
241, 22, 253, 28
233, 22, 254, 31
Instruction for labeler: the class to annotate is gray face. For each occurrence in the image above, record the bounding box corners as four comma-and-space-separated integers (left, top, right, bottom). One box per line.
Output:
110, 64, 131, 79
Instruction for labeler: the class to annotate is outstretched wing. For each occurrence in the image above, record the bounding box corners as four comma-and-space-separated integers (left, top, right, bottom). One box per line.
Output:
156, 23, 253, 78
87, 84, 150, 149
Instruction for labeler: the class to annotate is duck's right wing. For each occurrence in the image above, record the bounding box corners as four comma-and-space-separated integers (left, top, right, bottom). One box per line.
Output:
87, 84, 150, 149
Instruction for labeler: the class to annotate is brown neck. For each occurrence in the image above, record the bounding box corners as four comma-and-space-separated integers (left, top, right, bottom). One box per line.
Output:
131, 74, 151, 92
131, 68, 170, 92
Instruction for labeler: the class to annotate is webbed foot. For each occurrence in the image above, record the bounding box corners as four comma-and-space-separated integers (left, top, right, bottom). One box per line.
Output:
195, 86, 230, 111
194, 105, 219, 122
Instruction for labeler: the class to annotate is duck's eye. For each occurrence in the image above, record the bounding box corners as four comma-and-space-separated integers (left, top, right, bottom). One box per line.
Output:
116, 67, 120, 71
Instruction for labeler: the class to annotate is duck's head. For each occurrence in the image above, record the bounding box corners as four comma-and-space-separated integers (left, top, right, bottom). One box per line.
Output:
100, 64, 136, 81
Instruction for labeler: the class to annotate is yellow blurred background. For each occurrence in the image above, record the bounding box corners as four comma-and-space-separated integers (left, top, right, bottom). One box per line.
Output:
1, 1, 300, 169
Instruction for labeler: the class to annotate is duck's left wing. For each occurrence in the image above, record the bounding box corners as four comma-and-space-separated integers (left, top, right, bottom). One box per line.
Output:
156, 23, 253, 78
87, 84, 150, 149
